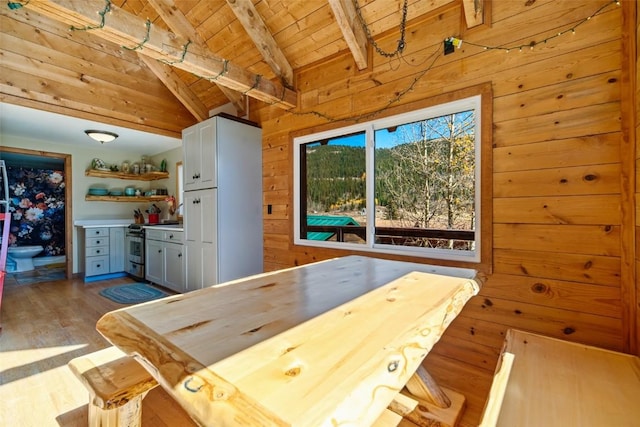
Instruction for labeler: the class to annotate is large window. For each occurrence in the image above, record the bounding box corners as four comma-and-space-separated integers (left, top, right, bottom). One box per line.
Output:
294, 94, 484, 263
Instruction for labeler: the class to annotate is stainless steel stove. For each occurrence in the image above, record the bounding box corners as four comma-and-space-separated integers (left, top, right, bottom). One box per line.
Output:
125, 224, 145, 280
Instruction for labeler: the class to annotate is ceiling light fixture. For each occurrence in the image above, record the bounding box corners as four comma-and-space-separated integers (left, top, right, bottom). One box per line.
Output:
85, 130, 119, 144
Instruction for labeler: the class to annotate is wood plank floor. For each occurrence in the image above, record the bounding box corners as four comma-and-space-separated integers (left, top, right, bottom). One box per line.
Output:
0, 275, 196, 427
0, 274, 492, 426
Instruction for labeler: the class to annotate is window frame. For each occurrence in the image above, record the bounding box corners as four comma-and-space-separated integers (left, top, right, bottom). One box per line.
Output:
292, 84, 492, 271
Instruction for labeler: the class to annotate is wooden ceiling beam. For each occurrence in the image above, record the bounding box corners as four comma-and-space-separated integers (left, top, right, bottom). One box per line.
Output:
225, 0, 295, 88
19, 0, 297, 109
137, 54, 209, 121
328, 0, 369, 70
215, 85, 247, 117
462, 0, 484, 28
146, 0, 246, 117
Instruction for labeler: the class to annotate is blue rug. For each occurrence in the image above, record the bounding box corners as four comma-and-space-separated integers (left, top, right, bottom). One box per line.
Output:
99, 283, 169, 304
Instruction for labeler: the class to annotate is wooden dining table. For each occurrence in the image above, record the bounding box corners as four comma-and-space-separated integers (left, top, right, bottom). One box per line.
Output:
96, 255, 481, 426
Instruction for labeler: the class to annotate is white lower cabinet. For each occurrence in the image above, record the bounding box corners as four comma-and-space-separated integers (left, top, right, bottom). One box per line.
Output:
109, 226, 125, 273
163, 244, 185, 292
145, 228, 185, 293
84, 226, 126, 279
184, 189, 217, 291
145, 239, 164, 285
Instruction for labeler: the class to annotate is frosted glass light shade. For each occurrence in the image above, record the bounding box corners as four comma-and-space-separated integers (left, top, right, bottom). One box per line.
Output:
85, 130, 118, 144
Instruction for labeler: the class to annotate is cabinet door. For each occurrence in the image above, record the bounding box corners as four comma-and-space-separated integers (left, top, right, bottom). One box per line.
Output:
184, 189, 217, 245
184, 243, 217, 291
183, 119, 217, 191
145, 239, 164, 285
86, 255, 109, 276
184, 243, 201, 293
163, 243, 184, 293
109, 227, 125, 273
183, 124, 200, 192
197, 119, 217, 189
184, 188, 218, 290
184, 191, 202, 245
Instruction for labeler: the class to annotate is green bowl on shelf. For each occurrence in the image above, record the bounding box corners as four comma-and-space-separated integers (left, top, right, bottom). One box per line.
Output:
88, 188, 109, 196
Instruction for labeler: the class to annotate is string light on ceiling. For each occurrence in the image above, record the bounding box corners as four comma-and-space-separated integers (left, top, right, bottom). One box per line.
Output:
6, 0, 622, 124
354, 0, 409, 57
444, 0, 620, 54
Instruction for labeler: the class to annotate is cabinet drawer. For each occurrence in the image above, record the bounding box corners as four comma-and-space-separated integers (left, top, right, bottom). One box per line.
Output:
164, 230, 184, 243
145, 229, 164, 241
146, 229, 184, 243
86, 236, 109, 247
87, 246, 109, 257
86, 255, 109, 276
86, 228, 109, 237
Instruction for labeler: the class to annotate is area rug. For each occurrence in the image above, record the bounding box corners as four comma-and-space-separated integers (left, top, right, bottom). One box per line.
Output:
99, 283, 169, 304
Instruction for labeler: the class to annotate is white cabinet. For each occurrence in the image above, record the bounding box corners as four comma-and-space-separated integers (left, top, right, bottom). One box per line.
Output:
184, 189, 217, 291
145, 228, 185, 293
145, 238, 164, 285
84, 226, 126, 279
183, 119, 216, 192
164, 243, 185, 292
109, 227, 125, 273
182, 114, 263, 291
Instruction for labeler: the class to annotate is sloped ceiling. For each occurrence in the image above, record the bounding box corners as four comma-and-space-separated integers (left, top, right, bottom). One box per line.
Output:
0, 0, 481, 147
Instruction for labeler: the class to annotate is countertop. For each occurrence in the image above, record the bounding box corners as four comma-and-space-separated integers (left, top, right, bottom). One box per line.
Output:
143, 224, 184, 231
74, 220, 183, 232
74, 219, 133, 228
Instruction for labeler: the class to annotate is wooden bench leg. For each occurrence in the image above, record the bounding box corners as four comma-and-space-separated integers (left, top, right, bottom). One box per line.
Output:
68, 347, 158, 427
88, 390, 149, 427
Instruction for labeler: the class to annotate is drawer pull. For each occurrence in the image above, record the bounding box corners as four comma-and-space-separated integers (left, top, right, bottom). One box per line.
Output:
96, 250, 100, 254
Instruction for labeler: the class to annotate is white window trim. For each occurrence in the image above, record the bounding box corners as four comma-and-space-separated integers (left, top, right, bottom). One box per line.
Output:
294, 95, 482, 263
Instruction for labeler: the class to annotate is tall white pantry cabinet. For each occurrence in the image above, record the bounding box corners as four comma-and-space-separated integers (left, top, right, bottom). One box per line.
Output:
182, 114, 263, 291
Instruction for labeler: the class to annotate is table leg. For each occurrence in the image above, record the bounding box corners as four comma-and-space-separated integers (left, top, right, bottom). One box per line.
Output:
406, 365, 451, 408
388, 365, 466, 427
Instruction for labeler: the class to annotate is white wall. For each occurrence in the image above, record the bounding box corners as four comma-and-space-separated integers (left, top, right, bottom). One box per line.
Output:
150, 146, 182, 220
1, 134, 182, 273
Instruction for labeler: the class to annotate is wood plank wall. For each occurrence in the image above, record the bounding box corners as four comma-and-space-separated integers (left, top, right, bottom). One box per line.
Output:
633, 0, 640, 357
0, 8, 196, 137
252, 1, 634, 425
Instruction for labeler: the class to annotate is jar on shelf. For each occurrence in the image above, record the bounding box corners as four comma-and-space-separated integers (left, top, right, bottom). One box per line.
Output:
121, 161, 130, 173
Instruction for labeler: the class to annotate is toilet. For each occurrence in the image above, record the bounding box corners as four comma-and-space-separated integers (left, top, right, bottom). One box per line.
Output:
7, 245, 44, 273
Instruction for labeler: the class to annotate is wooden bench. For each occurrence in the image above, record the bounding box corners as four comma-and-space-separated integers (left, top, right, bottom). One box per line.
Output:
480, 329, 640, 427
68, 346, 158, 427
69, 346, 465, 427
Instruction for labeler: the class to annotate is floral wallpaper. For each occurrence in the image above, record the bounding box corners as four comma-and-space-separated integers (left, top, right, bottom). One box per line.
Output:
7, 166, 66, 256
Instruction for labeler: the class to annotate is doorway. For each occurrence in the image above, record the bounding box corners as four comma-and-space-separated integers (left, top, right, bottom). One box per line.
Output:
0, 147, 73, 280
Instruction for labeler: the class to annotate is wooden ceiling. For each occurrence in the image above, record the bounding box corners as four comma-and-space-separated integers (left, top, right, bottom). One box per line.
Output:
0, 0, 483, 138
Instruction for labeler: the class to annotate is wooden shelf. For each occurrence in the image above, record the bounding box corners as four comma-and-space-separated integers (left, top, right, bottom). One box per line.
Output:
85, 169, 169, 181
85, 195, 167, 202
